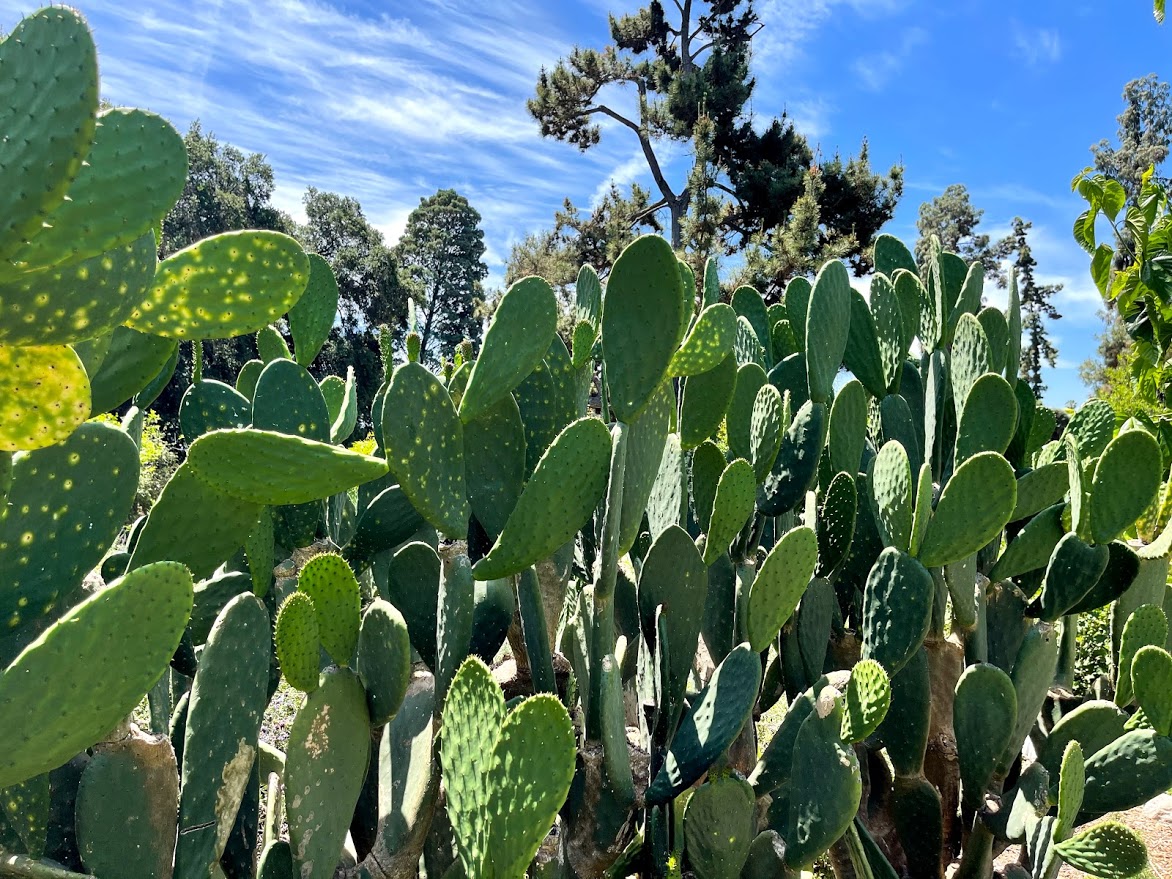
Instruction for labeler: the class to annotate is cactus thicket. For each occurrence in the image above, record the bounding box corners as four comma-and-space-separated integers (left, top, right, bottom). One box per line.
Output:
1, 8, 1170, 879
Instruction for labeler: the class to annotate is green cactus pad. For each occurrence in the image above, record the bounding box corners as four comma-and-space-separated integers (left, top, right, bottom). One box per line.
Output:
749, 679, 823, 795
842, 659, 891, 743
179, 379, 252, 442
871, 440, 913, 552
571, 268, 602, 366
1053, 822, 1148, 879
0, 561, 192, 790
0, 7, 98, 259
0, 344, 90, 451
1012, 463, 1069, 522
892, 269, 923, 351
1083, 729, 1172, 815
459, 276, 557, 422
978, 306, 1011, 375
733, 285, 771, 360
513, 337, 582, 474
746, 525, 818, 651
345, 485, 426, 567
670, 303, 736, 376
620, 382, 672, 554
734, 315, 766, 367
1056, 740, 1085, 841
861, 548, 934, 674
473, 417, 611, 579
1090, 430, 1163, 545
1, 773, 48, 859
297, 553, 361, 667
785, 688, 862, 868
647, 432, 686, 538
951, 316, 991, 414
871, 275, 906, 391
725, 362, 767, 459
286, 668, 371, 879
357, 599, 412, 726
680, 354, 737, 450
955, 373, 1018, 463
954, 663, 1017, 809
381, 362, 470, 534
233, 360, 263, 401
75, 732, 179, 879
875, 647, 931, 776
186, 429, 387, 506
1001, 624, 1061, 774
330, 367, 358, 443
484, 694, 576, 879
0, 421, 138, 665
175, 594, 269, 879
436, 554, 476, 702
87, 326, 177, 415
874, 234, 917, 277
253, 359, 331, 442
257, 325, 292, 363
907, 463, 934, 558
890, 775, 943, 879
463, 393, 526, 539
804, 260, 852, 403
784, 275, 811, 349
1032, 533, 1110, 622
13, 109, 185, 273
828, 379, 868, 475
128, 230, 309, 339
128, 461, 261, 579
758, 400, 827, 516
703, 458, 756, 565
843, 288, 887, 397
602, 235, 684, 422
289, 254, 339, 367
0, 234, 157, 347
817, 471, 858, 577
384, 541, 441, 668
683, 775, 756, 879
275, 592, 320, 693
1035, 700, 1129, 777
992, 501, 1066, 581
258, 842, 295, 879
1065, 400, 1117, 459
918, 451, 1016, 568
1132, 645, 1172, 735
646, 644, 762, 803
747, 384, 783, 482
1116, 605, 1169, 706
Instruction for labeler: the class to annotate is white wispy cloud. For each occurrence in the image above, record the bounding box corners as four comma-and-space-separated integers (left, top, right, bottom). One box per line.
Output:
851, 27, 928, 92
1011, 22, 1063, 65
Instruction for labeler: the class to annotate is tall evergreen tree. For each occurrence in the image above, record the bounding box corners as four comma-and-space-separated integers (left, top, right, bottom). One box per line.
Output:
528, 0, 901, 288
914, 184, 1004, 285
395, 190, 488, 366
1092, 74, 1172, 201
1002, 217, 1062, 396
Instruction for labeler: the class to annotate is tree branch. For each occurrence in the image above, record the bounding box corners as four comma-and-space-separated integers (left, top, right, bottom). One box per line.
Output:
585, 104, 640, 135
629, 197, 670, 226
714, 181, 744, 205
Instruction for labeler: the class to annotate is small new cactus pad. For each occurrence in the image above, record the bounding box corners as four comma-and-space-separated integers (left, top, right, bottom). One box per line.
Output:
1090, 430, 1163, 545
1115, 604, 1169, 707
459, 276, 557, 423
785, 688, 862, 868
1132, 645, 1172, 735
861, 548, 934, 674
746, 525, 818, 651
0, 234, 157, 347
473, 417, 612, 579
804, 260, 852, 403
175, 594, 269, 879
670, 303, 736, 376
285, 668, 371, 879
289, 253, 340, 367
128, 461, 261, 580
297, 553, 361, 667
357, 599, 412, 725
0, 421, 138, 665
13, 108, 185, 272
256, 325, 293, 363
0, 561, 193, 789
381, 362, 470, 535
76, 731, 179, 879
463, 393, 526, 538
646, 645, 761, 804
275, 592, 321, 693
602, 235, 684, 422
954, 663, 1017, 809
0, 7, 98, 258
683, 775, 756, 879
841, 659, 892, 743
87, 326, 177, 414
703, 458, 756, 565
1053, 822, 1148, 879
917, 451, 1016, 568
127, 230, 310, 339
1056, 740, 1085, 840
185, 429, 388, 506
253, 358, 331, 442
680, 354, 737, 449
0, 344, 90, 451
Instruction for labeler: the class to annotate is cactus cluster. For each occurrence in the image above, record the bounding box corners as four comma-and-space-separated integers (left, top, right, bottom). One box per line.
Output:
1, 8, 1170, 879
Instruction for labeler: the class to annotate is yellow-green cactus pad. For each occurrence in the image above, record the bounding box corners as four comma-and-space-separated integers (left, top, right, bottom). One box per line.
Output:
0, 344, 90, 451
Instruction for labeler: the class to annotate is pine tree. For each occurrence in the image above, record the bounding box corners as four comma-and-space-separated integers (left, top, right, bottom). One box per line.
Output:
1002, 217, 1062, 395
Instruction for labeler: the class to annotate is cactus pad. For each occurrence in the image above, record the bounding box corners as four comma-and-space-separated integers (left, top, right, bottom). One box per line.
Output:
861, 548, 934, 674
1083, 729, 1172, 815
128, 230, 310, 339
758, 399, 827, 516
703, 458, 756, 565
746, 525, 818, 651
842, 288, 886, 398
1053, 822, 1148, 879
1132, 645, 1172, 735
1090, 430, 1163, 545
275, 592, 320, 693
357, 599, 412, 725
463, 393, 526, 538
954, 663, 1017, 809
186, 429, 388, 505
87, 326, 177, 415
726, 362, 767, 460
0, 561, 193, 789
179, 379, 252, 442
841, 659, 891, 743
683, 775, 756, 879
804, 261, 852, 403
871, 440, 913, 552
680, 354, 737, 449
670, 302, 736, 376
0, 344, 91, 451
918, 451, 1016, 568
619, 382, 673, 554
289, 253, 339, 367
955, 373, 1017, 463
473, 417, 611, 579
459, 276, 557, 422
1116, 605, 1169, 706
828, 379, 868, 475
749, 384, 783, 482
297, 553, 361, 667
253, 358, 331, 442
1056, 740, 1085, 841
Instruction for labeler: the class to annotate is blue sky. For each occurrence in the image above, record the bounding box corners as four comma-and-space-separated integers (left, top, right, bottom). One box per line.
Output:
3, 0, 1168, 405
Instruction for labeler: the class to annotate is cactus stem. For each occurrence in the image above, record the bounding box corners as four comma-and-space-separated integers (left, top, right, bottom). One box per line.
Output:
518, 568, 556, 694
589, 422, 627, 740
0, 851, 95, 879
